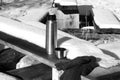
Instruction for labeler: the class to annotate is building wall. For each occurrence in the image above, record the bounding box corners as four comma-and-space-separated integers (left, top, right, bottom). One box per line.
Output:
56, 10, 79, 29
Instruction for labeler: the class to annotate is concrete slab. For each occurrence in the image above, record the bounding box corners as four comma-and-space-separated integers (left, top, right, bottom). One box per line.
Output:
93, 7, 120, 29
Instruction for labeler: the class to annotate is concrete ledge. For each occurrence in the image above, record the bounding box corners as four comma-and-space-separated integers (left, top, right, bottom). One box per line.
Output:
93, 7, 120, 29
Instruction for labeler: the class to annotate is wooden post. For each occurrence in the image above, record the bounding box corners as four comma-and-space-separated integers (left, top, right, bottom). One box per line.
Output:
52, 68, 60, 80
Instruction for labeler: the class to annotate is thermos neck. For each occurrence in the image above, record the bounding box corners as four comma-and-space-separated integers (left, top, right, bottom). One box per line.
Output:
47, 14, 56, 21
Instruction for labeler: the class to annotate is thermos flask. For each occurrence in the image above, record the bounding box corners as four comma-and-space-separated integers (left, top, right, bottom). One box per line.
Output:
46, 13, 57, 55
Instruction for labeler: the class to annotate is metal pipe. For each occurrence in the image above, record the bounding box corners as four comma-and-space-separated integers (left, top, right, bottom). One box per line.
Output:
46, 13, 57, 55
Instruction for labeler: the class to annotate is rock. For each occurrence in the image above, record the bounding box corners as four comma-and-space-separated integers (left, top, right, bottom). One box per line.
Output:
0, 48, 24, 71
0, 72, 21, 80
16, 55, 41, 69
97, 42, 120, 59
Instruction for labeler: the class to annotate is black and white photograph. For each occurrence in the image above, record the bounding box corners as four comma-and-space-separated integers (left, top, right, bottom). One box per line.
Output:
0, 0, 120, 80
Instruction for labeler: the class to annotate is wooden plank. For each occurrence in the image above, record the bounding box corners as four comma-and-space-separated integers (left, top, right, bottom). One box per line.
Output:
1, 32, 120, 80
0, 31, 57, 68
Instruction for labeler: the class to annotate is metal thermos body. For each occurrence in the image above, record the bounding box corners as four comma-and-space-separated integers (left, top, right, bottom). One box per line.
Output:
46, 14, 57, 55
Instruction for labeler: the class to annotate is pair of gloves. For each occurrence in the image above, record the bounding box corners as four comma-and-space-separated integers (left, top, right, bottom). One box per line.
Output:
55, 56, 99, 80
